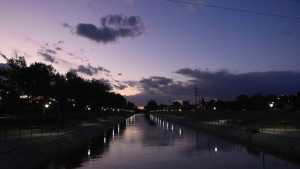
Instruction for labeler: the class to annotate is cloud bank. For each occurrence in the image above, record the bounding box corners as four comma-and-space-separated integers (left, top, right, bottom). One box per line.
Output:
127, 68, 300, 105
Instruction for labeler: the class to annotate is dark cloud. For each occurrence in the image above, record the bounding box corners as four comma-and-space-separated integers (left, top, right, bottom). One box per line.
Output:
38, 52, 57, 63
62, 22, 72, 28
38, 45, 61, 63
139, 76, 183, 95
55, 47, 62, 51
70, 64, 110, 76
128, 69, 300, 105
76, 15, 144, 43
176, 68, 300, 98
45, 49, 56, 54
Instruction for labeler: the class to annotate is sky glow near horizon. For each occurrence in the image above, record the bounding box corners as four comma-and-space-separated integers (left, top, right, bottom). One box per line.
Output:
1, 0, 300, 105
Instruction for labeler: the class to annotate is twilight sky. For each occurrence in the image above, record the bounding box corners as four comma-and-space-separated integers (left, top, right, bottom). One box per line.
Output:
1, 0, 300, 105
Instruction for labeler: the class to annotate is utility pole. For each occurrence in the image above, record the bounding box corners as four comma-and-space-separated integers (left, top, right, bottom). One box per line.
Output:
194, 85, 198, 107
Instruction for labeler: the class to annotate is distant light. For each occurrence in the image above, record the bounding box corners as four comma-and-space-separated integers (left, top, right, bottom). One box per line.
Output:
179, 128, 182, 136
269, 102, 274, 108
214, 147, 218, 152
104, 137, 107, 144
20, 95, 29, 99
88, 149, 91, 156
86, 105, 91, 111
213, 106, 217, 111
44, 104, 50, 109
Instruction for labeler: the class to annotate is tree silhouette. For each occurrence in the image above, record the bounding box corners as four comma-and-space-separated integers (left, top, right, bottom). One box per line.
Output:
144, 100, 158, 111
0, 54, 136, 120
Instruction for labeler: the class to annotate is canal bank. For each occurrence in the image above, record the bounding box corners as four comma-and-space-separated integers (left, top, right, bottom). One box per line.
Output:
0, 115, 131, 169
155, 114, 300, 162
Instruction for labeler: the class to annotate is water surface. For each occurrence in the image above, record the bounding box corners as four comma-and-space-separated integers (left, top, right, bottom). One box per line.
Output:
45, 114, 300, 169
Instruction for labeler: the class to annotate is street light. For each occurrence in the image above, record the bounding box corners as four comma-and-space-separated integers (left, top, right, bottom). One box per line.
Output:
213, 106, 217, 111
44, 103, 50, 109
214, 147, 218, 152
269, 102, 274, 108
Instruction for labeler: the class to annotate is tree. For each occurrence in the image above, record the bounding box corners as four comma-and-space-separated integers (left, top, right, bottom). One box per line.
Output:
145, 100, 158, 111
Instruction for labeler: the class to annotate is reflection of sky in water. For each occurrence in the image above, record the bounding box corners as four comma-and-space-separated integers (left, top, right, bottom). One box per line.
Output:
70, 115, 300, 169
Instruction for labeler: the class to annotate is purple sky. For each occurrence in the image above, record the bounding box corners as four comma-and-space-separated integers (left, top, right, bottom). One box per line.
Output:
1, 0, 300, 105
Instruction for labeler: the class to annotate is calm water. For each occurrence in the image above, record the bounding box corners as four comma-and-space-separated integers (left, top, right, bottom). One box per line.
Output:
45, 114, 300, 169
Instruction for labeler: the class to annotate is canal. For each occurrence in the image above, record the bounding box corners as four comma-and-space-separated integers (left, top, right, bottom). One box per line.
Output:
44, 114, 300, 169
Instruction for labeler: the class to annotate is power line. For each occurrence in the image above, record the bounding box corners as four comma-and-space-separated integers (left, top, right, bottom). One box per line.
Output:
167, 0, 300, 20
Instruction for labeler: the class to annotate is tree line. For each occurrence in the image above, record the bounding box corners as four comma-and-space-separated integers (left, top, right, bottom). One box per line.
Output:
145, 93, 300, 113
0, 55, 136, 119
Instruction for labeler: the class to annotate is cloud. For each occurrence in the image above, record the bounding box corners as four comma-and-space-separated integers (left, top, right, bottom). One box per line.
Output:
127, 76, 191, 105
127, 69, 300, 105
70, 64, 110, 76
139, 76, 183, 95
38, 52, 57, 63
175, 68, 300, 98
38, 45, 61, 63
76, 15, 144, 43
62, 22, 72, 28
114, 83, 128, 90
55, 47, 62, 51
45, 49, 56, 54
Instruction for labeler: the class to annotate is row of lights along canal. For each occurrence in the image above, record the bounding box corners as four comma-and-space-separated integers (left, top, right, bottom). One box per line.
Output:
87, 115, 136, 158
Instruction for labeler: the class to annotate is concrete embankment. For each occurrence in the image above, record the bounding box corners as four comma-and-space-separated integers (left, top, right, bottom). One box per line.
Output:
0, 116, 128, 169
158, 115, 300, 162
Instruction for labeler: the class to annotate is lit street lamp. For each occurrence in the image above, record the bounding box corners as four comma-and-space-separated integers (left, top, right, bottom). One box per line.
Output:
269, 102, 275, 108
213, 106, 217, 111
44, 103, 50, 109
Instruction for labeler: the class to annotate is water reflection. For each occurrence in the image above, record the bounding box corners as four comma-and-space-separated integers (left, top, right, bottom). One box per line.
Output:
43, 114, 300, 169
